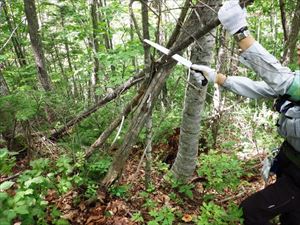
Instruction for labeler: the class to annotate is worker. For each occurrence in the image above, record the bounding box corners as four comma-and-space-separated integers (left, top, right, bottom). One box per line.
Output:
191, 1, 300, 224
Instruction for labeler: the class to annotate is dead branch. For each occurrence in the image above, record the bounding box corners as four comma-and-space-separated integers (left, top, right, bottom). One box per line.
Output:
84, 91, 144, 159
0, 172, 21, 184
50, 72, 145, 141
166, 0, 191, 49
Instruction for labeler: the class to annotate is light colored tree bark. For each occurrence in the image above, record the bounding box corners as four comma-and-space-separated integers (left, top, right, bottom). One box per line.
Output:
171, 0, 218, 181
23, 0, 52, 91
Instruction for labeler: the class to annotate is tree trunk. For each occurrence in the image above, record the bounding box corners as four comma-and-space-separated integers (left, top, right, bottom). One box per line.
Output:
145, 115, 152, 189
282, 0, 300, 64
90, 0, 101, 102
98, 0, 112, 50
23, 0, 52, 91
171, 0, 218, 181
211, 29, 229, 146
3, 0, 27, 67
279, 0, 288, 42
0, 68, 9, 96
0, 68, 16, 151
59, 7, 78, 98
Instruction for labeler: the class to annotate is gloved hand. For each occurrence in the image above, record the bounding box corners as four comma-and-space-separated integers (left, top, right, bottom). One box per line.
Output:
191, 64, 217, 83
218, 0, 247, 35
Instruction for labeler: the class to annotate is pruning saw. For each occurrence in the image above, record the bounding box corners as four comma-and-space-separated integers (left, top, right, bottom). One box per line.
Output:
143, 39, 208, 86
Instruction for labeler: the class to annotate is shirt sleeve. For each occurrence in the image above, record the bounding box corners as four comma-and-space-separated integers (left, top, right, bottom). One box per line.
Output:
239, 41, 294, 96
223, 76, 277, 99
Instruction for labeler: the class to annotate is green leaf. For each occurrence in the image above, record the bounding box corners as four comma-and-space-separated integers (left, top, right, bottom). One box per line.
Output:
0, 192, 8, 200
3, 209, 17, 222
15, 205, 29, 215
0, 181, 14, 191
24, 176, 44, 187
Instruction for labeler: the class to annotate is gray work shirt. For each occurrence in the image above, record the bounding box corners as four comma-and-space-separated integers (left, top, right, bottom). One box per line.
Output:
222, 41, 300, 152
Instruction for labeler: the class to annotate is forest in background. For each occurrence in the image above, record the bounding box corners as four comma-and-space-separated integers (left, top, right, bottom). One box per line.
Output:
0, 0, 299, 224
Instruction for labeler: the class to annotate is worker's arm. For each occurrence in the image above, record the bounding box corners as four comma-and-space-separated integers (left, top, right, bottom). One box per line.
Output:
191, 69, 277, 99
218, 1, 294, 96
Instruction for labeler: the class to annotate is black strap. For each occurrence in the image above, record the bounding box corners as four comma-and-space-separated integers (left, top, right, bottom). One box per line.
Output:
274, 94, 300, 113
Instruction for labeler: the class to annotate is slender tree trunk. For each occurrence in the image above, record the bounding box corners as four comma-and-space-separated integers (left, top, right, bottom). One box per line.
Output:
23, 0, 52, 91
3, 0, 27, 67
282, 0, 300, 64
0, 68, 16, 151
279, 0, 288, 42
85, 91, 144, 158
211, 29, 229, 146
0, 69, 9, 97
141, 0, 153, 188
59, 7, 78, 98
98, 0, 112, 50
145, 115, 152, 189
171, 0, 218, 181
90, 0, 101, 102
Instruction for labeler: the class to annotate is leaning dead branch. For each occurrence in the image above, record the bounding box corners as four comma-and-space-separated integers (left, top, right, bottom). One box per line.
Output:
84, 90, 145, 159
50, 71, 145, 141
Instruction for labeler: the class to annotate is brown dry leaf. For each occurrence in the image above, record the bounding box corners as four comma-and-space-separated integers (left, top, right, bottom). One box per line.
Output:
113, 217, 132, 225
182, 214, 193, 222
79, 202, 86, 211
106, 200, 128, 216
97, 191, 106, 203
61, 210, 78, 221
86, 215, 103, 224
46, 189, 58, 202
64, 203, 72, 210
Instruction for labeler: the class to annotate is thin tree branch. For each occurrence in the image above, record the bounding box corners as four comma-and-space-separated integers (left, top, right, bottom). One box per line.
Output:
129, 0, 143, 41
166, 0, 191, 49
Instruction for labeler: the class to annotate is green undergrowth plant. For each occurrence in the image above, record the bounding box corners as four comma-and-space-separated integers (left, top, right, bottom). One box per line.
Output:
197, 151, 244, 193
163, 171, 195, 199
148, 206, 176, 225
197, 202, 243, 225
0, 158, 68, 225
0, 148, 16, 175
108, 184, 130, 198
131, 211, 144, 223
0, 151, 112, 224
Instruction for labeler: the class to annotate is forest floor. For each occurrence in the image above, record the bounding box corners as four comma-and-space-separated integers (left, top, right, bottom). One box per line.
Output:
0, 129, 271, 225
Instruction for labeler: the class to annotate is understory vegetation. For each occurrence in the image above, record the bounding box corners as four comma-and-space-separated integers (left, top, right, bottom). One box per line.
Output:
0, 100, 281, 224
0, 0, 299, 224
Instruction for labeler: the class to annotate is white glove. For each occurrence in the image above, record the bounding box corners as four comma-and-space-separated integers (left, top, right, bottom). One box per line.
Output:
218, 0, 247, 35
191, 64, 217, 83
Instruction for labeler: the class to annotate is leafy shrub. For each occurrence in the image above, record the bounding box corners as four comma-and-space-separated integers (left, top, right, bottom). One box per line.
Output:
86, 155, 112, 179
0, 158, 57, 225
197, 151, 243, 192
108, 184, 130, 198
148, 206, 175, 225
0, 148, 16, 175
197, 202, 243, 225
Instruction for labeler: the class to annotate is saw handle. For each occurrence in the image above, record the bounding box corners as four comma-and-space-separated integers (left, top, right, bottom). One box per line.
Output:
190, 69, 208, 86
